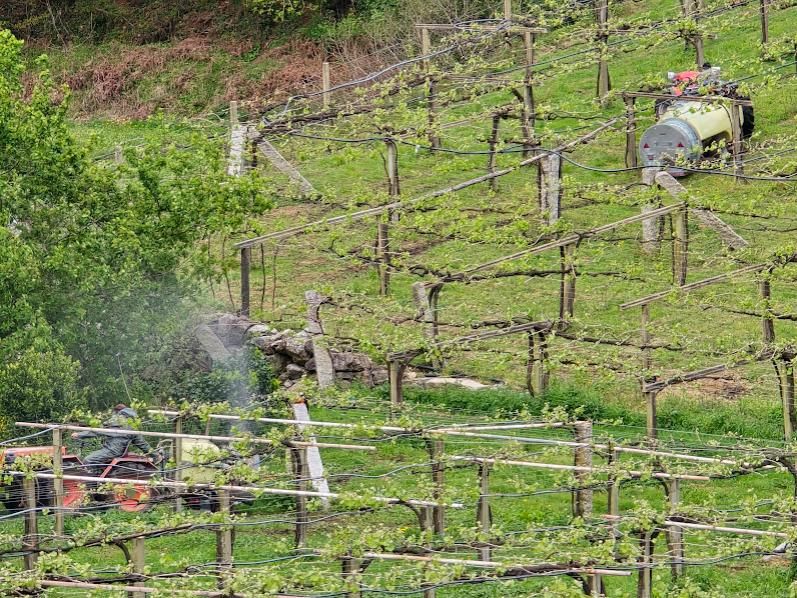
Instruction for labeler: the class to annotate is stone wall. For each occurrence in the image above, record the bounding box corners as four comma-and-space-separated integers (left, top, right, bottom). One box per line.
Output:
202, 314, 387, 388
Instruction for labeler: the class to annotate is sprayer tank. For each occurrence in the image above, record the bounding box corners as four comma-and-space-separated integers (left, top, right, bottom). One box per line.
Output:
639, 101, 737, 173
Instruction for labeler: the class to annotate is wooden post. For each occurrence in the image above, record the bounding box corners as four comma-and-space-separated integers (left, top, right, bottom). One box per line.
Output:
760, 0, 769, 44
590, 575, 603, 597
522, 31, 536, 155
596, 0, 611, 103
476, 463, 492, 561
229, 100, 238, 129
173, 416, 184, 512
624, 96, 637, 168
672, 207, 688, 286
420, 27, 440, 149
559, 243, 576, 320
342, 556, 362, 598
608, 448, 621, 560
526, 330, 549, 396
216, 489, 233, 589
503, 0, 512, 21
645, 390, 658, 440
389, 359, 405, 409
760, 278, 775, 344
23, 477, 38, 570
572, 421, 593, 519
52, 428, 64, 537
322, 61, 331, 109
240, 247, 251, 317
376, 217, 390, 296
487, 113, 502, 192
292, 446, 310, 548
637, 532, 653, 598
386, 137, 401, 206
130, 537, 146, 598
385, 137, 399, 189
114, 144, 124, 165
539, 153, 562, 225
667, 479, 685, 580
426, 437, 445, 536
779, 357, 796, 440
730, 102, 744, 182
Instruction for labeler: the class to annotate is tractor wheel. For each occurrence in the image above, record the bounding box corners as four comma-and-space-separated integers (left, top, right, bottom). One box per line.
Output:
741, 105, 755, 138
3, 477, 55, 511
2, 479, 26, 511
107, 463, 159, 513
183, 491, 217, 512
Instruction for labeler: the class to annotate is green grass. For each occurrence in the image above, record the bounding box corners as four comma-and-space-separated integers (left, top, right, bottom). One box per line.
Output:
18, 0, 797, 595
7, 389, 796, 596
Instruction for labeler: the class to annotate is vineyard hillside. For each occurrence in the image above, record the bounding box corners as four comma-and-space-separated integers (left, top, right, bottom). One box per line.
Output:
3, 0, 797, 596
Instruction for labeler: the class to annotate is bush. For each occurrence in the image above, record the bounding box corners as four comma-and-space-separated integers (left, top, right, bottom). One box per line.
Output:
0, 29, 275, 412
172, 348, 276, 405
0, 320, 82, 427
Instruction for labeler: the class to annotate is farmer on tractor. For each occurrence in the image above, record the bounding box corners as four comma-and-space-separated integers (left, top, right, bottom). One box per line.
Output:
71, 404, 152, 475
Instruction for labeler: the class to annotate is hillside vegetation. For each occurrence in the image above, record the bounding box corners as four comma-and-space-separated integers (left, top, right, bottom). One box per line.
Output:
1, 0, 495, 119
3, 0, 797, 596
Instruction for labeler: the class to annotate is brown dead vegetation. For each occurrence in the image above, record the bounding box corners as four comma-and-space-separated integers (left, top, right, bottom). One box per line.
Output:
39, 27, 404, 120
60, 38, 217, 117
660, 372, 750, 401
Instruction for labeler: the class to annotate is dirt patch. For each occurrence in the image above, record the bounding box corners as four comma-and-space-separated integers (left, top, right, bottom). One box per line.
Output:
659, 372, 749, 401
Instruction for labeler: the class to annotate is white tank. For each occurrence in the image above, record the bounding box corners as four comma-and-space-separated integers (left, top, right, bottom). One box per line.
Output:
180, 438, 223, 484
640, 100, 740, 175
665, 101, 734, 141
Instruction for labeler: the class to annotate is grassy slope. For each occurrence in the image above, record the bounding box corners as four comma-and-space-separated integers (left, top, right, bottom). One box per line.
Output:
13, 397, 794, 597
237, 0, 797, 414
14, 1, 797, 595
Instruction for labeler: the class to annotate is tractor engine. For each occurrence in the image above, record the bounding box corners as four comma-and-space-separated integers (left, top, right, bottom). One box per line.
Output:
639, 67, 754, 176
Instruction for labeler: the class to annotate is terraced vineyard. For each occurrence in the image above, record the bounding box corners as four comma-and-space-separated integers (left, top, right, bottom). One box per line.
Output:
3, 0, 797, 595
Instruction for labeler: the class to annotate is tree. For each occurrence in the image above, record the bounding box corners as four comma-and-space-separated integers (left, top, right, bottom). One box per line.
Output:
0, 29, 275, 419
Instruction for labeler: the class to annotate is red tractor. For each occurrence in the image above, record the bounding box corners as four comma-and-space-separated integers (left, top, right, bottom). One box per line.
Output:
1, 445, 161, 513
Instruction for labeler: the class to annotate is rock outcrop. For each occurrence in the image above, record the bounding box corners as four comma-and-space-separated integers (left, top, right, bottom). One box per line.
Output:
200, 314, 387, 388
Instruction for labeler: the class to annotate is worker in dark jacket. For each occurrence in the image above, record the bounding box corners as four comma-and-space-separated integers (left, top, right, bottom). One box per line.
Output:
71, 404, 152, 474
